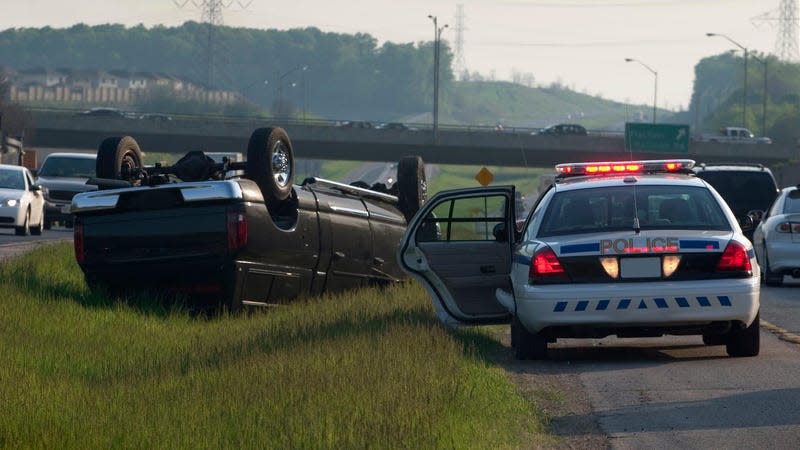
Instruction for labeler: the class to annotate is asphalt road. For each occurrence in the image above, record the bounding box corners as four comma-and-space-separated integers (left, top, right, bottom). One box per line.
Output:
0, 226, 73, 260
521, 280, 800, 449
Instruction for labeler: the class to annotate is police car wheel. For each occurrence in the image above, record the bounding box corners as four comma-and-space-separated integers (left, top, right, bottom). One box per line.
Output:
512, 316, 547, 360
725, 312, 760, 357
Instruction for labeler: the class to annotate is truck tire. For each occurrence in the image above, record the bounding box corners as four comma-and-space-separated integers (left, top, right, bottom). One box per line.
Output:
397, 155, 427, 222
246, 127, 294, 205
96, 136, 143, 184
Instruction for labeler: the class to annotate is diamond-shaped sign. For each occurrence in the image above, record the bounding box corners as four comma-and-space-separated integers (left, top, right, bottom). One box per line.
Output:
475, 167, 494, 186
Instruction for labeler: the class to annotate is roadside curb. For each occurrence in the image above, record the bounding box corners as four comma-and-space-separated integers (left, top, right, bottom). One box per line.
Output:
761, 319, 800, 347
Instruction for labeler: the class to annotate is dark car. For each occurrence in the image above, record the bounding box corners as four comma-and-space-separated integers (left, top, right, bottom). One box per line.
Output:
337, 120, 373, 129
35, 152, 98, 229
76, 107, 132, 118
376, 122, 416, 131
693, 163, 780, 241
535, 124, 588, 136
71, 127, 427, 311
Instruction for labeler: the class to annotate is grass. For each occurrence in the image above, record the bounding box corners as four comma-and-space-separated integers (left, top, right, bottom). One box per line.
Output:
0, 243, 555, 449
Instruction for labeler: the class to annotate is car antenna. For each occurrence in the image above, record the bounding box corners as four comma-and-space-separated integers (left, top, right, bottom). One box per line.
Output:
627, 126, 641, 235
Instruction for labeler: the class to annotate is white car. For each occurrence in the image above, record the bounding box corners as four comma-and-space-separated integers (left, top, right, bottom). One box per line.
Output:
752, 185, 800, 287
398, 159, 761, 360
0, 164, 46, 236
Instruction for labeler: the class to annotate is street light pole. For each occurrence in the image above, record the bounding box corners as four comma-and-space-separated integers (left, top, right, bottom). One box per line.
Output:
707, 33, 748, 129
750, 53, 768, 137
428, 15, 448, 142
624, 58, 658, 124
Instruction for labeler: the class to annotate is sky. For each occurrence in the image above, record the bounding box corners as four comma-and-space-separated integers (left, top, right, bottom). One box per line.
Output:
0, 0, 789, 110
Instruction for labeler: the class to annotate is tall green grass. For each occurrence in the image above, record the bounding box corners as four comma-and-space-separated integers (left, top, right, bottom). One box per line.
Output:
0, 244, 555, 449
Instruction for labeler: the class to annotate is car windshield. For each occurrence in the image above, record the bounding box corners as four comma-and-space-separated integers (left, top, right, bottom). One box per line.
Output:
538, 185, 731, 237
696, 171, 777, 215
38, 156, 96, 178
0, 169, 24, 190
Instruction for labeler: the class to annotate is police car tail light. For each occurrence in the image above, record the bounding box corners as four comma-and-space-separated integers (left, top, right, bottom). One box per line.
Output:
529, 247, 567, 283
715, 242, 751, 273
662, 255, 682, 278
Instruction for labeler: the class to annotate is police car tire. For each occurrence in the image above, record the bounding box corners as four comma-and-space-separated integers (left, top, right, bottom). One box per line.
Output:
725, 312, 760, 357
763, 249, 783, 287
512, 316, 547, 360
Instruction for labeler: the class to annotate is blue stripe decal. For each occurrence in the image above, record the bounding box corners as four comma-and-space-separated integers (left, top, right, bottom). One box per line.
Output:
560, 243, 600, 254
550, 296, 734, 312
513, 254, 532, 265
680, 240, 720, 250
747, 249, 755, 259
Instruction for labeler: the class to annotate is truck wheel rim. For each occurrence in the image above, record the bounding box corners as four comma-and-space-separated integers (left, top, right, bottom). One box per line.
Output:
271, 141, 291, 187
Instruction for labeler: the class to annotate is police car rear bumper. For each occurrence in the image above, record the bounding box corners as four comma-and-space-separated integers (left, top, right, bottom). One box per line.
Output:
506, 277, 759, 335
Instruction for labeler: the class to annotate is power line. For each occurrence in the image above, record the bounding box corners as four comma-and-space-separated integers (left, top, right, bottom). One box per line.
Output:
752, 0, 799, 61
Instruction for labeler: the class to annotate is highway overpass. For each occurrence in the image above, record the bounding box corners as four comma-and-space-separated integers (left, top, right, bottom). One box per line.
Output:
25, 110, 797, 168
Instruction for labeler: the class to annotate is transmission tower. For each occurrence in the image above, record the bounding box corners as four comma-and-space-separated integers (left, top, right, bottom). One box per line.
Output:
453, 4, 467, 80
174, 1, 253, 87
752, 0, 799, 61
777, 0, 799, 61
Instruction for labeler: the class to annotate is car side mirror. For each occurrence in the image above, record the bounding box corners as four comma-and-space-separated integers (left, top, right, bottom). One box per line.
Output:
493, 222, 508, 242
31, 184, 42, 192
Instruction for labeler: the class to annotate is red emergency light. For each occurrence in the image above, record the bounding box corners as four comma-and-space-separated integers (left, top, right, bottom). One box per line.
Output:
555, 159, 695, 177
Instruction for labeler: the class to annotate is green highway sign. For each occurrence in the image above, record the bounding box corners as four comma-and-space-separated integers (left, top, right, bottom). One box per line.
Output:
625, 123, 690, 153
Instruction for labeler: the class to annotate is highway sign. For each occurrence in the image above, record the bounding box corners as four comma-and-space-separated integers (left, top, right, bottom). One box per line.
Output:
625, 123, 690, 153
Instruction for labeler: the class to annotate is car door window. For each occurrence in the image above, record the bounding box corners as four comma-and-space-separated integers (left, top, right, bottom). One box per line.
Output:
417, 194, 508, 242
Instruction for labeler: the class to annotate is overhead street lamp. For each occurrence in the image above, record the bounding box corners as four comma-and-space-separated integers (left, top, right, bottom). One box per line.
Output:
428, 14, 448, 142
624, 58, 658, 124
707, 32, 748, 128
275, 65, 308, 116
750, 53, 768, 137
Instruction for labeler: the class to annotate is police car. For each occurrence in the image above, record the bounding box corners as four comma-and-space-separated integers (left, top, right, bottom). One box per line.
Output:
398, 160, 761, 360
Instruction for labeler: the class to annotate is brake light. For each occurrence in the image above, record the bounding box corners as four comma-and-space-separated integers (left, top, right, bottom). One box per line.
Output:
529, 247, 568, 283
74, 222, 85, 264
715, 241, 751, 273
227, 211, 248, 250
776, 222, 800, 233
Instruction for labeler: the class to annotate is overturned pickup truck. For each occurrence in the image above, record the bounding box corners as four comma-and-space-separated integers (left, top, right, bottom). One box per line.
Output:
71, 127, 427, 309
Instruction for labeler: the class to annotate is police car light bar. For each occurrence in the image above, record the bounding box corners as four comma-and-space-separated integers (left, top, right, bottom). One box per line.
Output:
555, 159, 695, 177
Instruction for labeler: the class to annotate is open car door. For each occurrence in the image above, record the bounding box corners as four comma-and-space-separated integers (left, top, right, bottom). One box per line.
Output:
398, 186, 516, 327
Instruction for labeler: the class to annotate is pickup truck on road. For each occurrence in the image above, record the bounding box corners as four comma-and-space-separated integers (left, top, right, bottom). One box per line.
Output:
696, 126, 772, 144
71, 127, 427, 310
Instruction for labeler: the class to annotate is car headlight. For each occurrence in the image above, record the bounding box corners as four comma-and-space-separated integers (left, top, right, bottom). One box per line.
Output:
4, 199, 18, 207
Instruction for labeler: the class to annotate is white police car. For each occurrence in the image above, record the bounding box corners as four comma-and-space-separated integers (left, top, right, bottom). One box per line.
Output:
398, 160, 760, 359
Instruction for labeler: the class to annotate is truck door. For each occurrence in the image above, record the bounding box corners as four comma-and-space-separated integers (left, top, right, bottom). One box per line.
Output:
317, 193, 373, 291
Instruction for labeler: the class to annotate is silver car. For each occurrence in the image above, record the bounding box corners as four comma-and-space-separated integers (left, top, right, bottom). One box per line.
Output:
753, 185, 800, 286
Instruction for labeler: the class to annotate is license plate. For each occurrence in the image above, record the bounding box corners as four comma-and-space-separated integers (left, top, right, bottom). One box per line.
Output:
620, 257, 660, 278
61, 205, 71, 214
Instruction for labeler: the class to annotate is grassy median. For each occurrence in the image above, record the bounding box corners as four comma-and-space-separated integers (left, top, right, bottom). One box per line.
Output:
0, 243, 556, 449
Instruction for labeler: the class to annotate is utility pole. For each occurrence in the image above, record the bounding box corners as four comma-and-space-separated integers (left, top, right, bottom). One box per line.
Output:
428, 15, 448, 143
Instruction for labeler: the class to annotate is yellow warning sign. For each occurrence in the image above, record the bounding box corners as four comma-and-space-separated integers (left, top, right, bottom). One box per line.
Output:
475, 167, 494, 186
